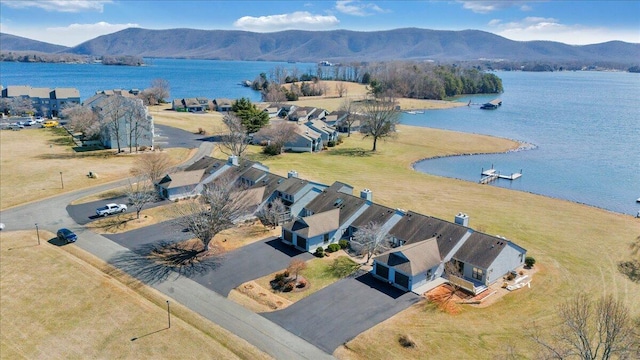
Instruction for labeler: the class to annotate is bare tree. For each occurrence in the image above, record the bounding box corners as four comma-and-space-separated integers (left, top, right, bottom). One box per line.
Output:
254, 121, 298, 154
130, 152, 173, 184
288, 259, 307, 281
96, 95, 129, 153
442, 260, 464, 302
7, 97, 35, 116
172, 178, 252, 253
125, 177, 156, 219
350, 221, 391, 264
263, 83, 287, 104
338, 98, 357, 137
335, 81, 347, 98
123, 98, 150, 153
359, 94, 401, 151
256, 198, 287, 229
61, 104, 99, 139
531, 293, 640, 359
219, 114, 250, 158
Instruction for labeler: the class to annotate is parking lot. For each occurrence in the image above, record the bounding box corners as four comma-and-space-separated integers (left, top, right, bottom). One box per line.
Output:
98, 217, 420, 353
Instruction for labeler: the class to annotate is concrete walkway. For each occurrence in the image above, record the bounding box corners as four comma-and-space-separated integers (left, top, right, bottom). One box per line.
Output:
0, 145, 334, 360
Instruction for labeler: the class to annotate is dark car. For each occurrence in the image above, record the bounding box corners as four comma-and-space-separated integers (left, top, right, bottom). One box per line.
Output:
56, 228, 77, 243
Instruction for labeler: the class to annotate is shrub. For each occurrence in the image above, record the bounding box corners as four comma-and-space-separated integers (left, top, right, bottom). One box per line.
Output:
283, 270, 290, 278
197, 127, 207, 135
274, 273, 285, 282
327, 140, 336, 147
283, 282, 294, 292
263, 144, 281, 156
327, 243, 341, 253
296, 279, 307, 288
337, 135, 344, 144
398, 334, 416, 348
139, 146, 147, 151
314, 246, 325, 258
338, 239, 349, 249
525, 256, 536, 268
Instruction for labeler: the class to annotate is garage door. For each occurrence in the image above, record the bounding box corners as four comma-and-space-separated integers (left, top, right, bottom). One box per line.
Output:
375, 263, 389, 280
395, 272, 409, 289
297, 236, 307, 250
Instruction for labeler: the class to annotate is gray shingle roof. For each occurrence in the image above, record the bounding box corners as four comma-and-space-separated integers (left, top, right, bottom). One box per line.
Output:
452, 232, 510, 269
304, 182, 366, 225
374, 237, 441, 276
350, 203, 396, 229
388, 211, 469, 258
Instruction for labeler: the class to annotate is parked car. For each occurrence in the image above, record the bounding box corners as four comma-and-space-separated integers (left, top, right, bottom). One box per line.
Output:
42, 120, 59, 128
22, 119, 36, 126
34, 117, 45, 124
96, 203, 128, 216
7, 123, 24, 130
56, 228, 77, 243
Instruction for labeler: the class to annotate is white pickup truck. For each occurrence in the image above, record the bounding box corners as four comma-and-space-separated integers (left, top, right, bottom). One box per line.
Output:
96, 203, 128, 216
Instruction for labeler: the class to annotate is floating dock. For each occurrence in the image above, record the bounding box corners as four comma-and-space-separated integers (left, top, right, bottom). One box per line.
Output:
480, 168, 522, 184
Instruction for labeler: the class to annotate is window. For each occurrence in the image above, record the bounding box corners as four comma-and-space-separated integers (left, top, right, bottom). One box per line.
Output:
472, 267, 484, 281
323, 233, 329, 243
426, 269, 432, 278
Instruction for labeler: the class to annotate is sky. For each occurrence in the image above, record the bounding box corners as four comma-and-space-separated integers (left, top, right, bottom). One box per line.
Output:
0, 0, 638, 47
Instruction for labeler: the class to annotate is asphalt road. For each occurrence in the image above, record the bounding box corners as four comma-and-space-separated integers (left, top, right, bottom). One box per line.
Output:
0, 143, 335, 360
67, 196, 170, 225
263, 273, 420, 353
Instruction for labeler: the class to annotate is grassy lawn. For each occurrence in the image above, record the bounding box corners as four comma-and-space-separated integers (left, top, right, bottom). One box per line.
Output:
0, 230, 269, 360
243, 125, 640, 359
254, 253, 360, 303
0, 127, 191, 210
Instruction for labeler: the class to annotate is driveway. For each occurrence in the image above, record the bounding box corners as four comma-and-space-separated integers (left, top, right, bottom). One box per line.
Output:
104, 221, 314, 296
154, 124, 216, 149
67, 196, 170, 225
263, 273, 421, 353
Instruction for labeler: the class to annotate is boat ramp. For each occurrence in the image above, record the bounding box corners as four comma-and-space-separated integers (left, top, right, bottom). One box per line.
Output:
479, 168, 522, 184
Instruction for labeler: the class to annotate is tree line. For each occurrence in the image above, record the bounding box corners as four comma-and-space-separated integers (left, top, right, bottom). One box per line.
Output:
0, 51, 144, 66
253, 61, 503, 101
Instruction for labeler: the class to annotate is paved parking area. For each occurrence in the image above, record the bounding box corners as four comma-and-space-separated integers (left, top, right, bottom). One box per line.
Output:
104, 221, 314, 296
67, 196, 170, 225
102, 218, 420, 354
262, 273, 420, 353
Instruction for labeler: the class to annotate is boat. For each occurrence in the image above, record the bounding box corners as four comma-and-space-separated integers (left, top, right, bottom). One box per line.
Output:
480, 99, 502, 110
637, 198, 640, 203
404, 110, 424, 115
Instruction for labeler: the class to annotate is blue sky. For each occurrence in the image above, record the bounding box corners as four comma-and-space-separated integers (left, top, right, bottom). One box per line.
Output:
1, 1, 638, 47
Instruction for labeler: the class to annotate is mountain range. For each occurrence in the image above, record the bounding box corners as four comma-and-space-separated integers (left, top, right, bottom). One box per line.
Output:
2, 28, 638, 65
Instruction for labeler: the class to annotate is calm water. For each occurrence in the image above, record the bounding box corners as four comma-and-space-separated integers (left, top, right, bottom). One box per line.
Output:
0, 58, 316, 101
409, 71, 640, 216
1, 60, 638, 215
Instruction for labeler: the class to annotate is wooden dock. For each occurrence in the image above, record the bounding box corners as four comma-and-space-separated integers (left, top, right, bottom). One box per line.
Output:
480, 168, 522, 184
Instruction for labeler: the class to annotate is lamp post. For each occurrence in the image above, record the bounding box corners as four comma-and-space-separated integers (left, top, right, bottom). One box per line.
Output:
35, 223, 40, 245
59, 172, 64, 189
166, 300, 171, 328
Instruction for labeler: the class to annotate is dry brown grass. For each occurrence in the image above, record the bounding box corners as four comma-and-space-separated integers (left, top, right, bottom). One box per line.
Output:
0, 128, 191, 210
248, 125, 640, 359
149, 104, 228, 134
0, 230, 270, 359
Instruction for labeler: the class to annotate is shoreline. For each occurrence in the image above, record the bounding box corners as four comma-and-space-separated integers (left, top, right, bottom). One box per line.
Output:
410, 136, 634, 217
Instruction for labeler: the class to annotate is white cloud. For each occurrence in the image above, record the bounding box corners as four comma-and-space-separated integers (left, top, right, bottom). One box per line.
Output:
489, 17, 640, 45
1, 0, 112, 13
233, 11, 339, 32
0, 22, 139, 47
458, 1, 521, 14
335, 0, 387, 16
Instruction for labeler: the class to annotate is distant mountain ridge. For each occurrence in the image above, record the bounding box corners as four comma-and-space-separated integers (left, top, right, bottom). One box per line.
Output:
2, 28, 639, 65
0, 33, 69, 53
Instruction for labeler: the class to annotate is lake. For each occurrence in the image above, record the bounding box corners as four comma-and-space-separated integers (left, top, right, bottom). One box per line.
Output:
0, 58, 316, 102
1, 59, 638, 215
408, 71, 639, 216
